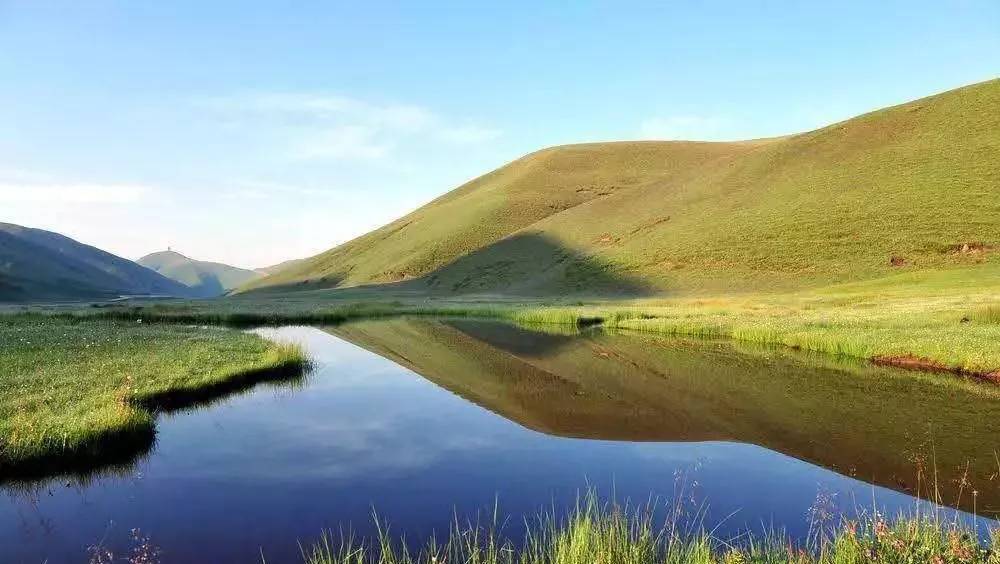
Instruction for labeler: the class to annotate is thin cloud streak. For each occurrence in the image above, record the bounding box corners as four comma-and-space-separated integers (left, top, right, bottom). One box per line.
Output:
290, 125, 391, 161
0, 182, 155, 204
202, 91, 501, 162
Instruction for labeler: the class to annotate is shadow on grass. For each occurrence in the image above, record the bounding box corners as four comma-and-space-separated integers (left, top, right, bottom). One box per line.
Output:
411, 232, 653, 297
235, 232, 653, 298
134, 361, 309, 414
0, 361, 309, 490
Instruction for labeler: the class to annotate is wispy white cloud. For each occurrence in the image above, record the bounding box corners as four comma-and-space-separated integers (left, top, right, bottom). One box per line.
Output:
0, 181, 154, 204
637, 115, 732, 141
435, 124, 503, 144
290, 125, 390, 161
0, 167, 58, 183
220, 179, 344, 200
212, 93, 437, 130
202, 92, 500, 162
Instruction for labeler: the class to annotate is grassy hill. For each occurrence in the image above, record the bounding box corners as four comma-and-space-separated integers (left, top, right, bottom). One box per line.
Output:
242, 78, 1000, 297
138, 250, 260, 298
0, 223, 193, 302
254, 257, 306, 276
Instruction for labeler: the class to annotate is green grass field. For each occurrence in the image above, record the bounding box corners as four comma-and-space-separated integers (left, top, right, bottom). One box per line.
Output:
36, 257, 1000, 381
0, 315, 307, 471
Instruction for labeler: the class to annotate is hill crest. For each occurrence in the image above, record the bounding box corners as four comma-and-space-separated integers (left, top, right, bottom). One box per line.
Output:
241, 78, 1000, 297
138, 250, 260, 298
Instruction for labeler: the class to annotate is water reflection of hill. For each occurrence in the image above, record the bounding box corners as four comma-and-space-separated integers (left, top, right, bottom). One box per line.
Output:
330, 319, 1000, 516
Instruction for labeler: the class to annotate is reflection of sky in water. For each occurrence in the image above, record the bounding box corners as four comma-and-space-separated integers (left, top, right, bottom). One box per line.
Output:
0, 325, 993, 563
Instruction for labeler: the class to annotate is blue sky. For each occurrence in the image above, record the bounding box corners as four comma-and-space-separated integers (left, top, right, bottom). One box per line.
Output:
1, 1, 997, 268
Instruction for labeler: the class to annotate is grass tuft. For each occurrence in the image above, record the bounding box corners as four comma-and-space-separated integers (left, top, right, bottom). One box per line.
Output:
300, 495, 999, 564
970, 305, 1000, 325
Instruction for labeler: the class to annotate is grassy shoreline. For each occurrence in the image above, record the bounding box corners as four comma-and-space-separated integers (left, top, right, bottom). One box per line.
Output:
298, 498, 998, 564
18, 282, 999, 383
0, 316, 308, 474
3, 262, 997, 476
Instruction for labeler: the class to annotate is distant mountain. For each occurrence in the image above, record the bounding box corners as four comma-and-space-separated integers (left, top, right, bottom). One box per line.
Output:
0, 223, 194, 302
138, 250, 260, 297
241, 78, 1000, 297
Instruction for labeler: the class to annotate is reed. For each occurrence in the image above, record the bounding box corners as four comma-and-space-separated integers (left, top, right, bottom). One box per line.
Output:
301, 496, 998, 564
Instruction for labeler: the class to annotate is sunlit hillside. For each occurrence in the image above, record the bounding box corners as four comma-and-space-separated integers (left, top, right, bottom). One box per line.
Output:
243, 79, 999, 297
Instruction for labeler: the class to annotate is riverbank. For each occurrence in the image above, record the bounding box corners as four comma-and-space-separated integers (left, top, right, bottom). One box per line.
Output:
299, 498, 997, 564
0, 315, 307, 473
2, 262, 997, 476
14, 264, 999, 383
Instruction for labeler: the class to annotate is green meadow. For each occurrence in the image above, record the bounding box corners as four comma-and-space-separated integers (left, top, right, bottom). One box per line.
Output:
37, 257, 1000, 382
0, 315, 307, 470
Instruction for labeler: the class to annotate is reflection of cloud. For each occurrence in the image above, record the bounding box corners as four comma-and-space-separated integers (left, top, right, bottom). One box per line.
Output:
156, 327, 502, 483
178, 411, 498, 483
630, 440, 753, 465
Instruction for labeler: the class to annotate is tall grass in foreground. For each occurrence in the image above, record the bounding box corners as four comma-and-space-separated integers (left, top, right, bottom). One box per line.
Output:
300, 497, 999, 564
970, 305, 1000, 325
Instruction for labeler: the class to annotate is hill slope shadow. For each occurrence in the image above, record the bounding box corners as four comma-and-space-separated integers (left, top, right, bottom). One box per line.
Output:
444, 318, 581, 356
401, 232, 652, 297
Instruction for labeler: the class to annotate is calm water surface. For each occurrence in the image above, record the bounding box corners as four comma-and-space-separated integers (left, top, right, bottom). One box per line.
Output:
2, 319, 998, 562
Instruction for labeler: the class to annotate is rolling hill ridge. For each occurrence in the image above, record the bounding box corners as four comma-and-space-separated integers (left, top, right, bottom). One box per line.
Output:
242, 79, 1000, 297
0, 223, 194, 302
138, 250, 260, 298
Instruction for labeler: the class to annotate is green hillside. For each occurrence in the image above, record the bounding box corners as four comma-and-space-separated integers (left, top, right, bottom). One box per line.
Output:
138, 250, 260, 298
0, 223, 194, 302
242, 79, 1000, 297
254, 257, 306, 276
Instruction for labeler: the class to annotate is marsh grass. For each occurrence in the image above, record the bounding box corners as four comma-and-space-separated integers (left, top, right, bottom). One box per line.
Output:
12, 264, 1000, 385
85, 304, 601, 328
0, 316, 308, 473
970, 305, 1000, 325
300, 495, 1000, 564
59, 293, 1000, 380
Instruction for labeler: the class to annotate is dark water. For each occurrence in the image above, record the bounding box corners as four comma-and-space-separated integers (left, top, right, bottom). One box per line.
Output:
2, 319, 999, 563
